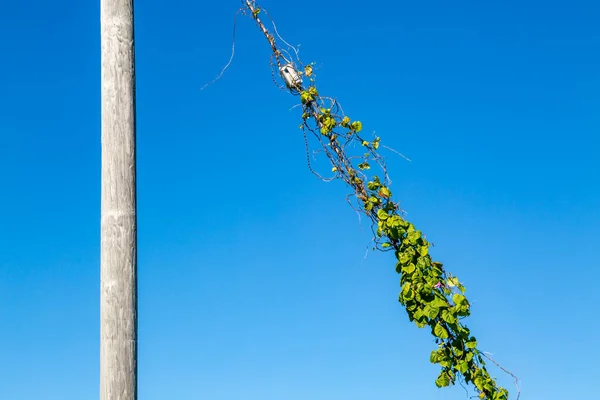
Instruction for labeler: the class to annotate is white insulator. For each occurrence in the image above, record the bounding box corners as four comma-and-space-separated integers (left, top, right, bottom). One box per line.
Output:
279, 63, 303, 90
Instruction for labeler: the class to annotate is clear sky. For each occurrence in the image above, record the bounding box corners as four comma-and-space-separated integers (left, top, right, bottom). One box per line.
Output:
0, 0, 598, 399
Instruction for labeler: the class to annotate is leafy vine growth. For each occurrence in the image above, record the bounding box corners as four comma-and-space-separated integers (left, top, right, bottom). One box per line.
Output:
208, 1, 519, 398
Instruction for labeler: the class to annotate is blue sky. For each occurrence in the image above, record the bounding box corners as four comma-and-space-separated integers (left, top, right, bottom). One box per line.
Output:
0, 0, 598, 399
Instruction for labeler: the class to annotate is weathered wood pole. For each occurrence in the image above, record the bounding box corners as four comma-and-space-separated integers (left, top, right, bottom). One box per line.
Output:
100, 0, 137, 398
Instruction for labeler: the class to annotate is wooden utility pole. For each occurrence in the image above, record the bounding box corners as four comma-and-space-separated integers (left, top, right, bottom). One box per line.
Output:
100, 0, 137, 399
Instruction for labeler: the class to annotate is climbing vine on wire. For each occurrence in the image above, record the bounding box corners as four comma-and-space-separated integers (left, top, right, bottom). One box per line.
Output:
204, 1, 519, 399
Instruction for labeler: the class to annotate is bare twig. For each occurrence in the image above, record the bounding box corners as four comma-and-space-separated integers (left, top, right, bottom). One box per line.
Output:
201, 9, 243, 91
382, 144, 412, 162
481, 352, 521, 400
263, 9, 302, 62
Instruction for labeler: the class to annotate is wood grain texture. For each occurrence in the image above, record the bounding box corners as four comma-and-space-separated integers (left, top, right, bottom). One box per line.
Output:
100, 0, 137, 399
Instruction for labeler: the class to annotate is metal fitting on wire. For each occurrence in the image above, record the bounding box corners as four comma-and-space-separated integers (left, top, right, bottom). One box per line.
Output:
279, 62, 303, 92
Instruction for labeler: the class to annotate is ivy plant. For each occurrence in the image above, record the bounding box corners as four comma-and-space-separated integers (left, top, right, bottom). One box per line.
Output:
207, 2, 518, 398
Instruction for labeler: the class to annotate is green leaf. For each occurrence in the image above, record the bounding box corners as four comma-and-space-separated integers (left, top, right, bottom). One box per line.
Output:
377, 209, 389, 221
431, 297, 448, 309
474, 376, 484, 391
401, 282, 411, 297
351, 121, 363, 132
304, 64, 313, 77
466, 337, 478, 349
452, 293, 466, 306
407, 231, 420, 245
398, 252, 411, 265
440, 309, 456, 325
430, 350, 440, 363
386, 215, 402, 228
405, 300, 417, 311
402, 263, 416, 274
457, 361, 469, 374
367, 181, 381, 190
414, 319, 427, 328
372, 137, 381, 150
439, 358, 452, 368
414, 308, 424, 321
382, 242, 392, 248
416, 256, 428, 270
395, 261, 403, 273
456, 325, 471, 340
404, 288, 415, 302
435, 372, 451, 388
300, 90, 314, 104
434, 323, 449, 339
424, 304, 439, 319
484, 382, 494, 392
378, 187, 391, 198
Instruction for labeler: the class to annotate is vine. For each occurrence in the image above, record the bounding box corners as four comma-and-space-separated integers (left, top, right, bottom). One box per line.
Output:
207, 2, 519, 398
